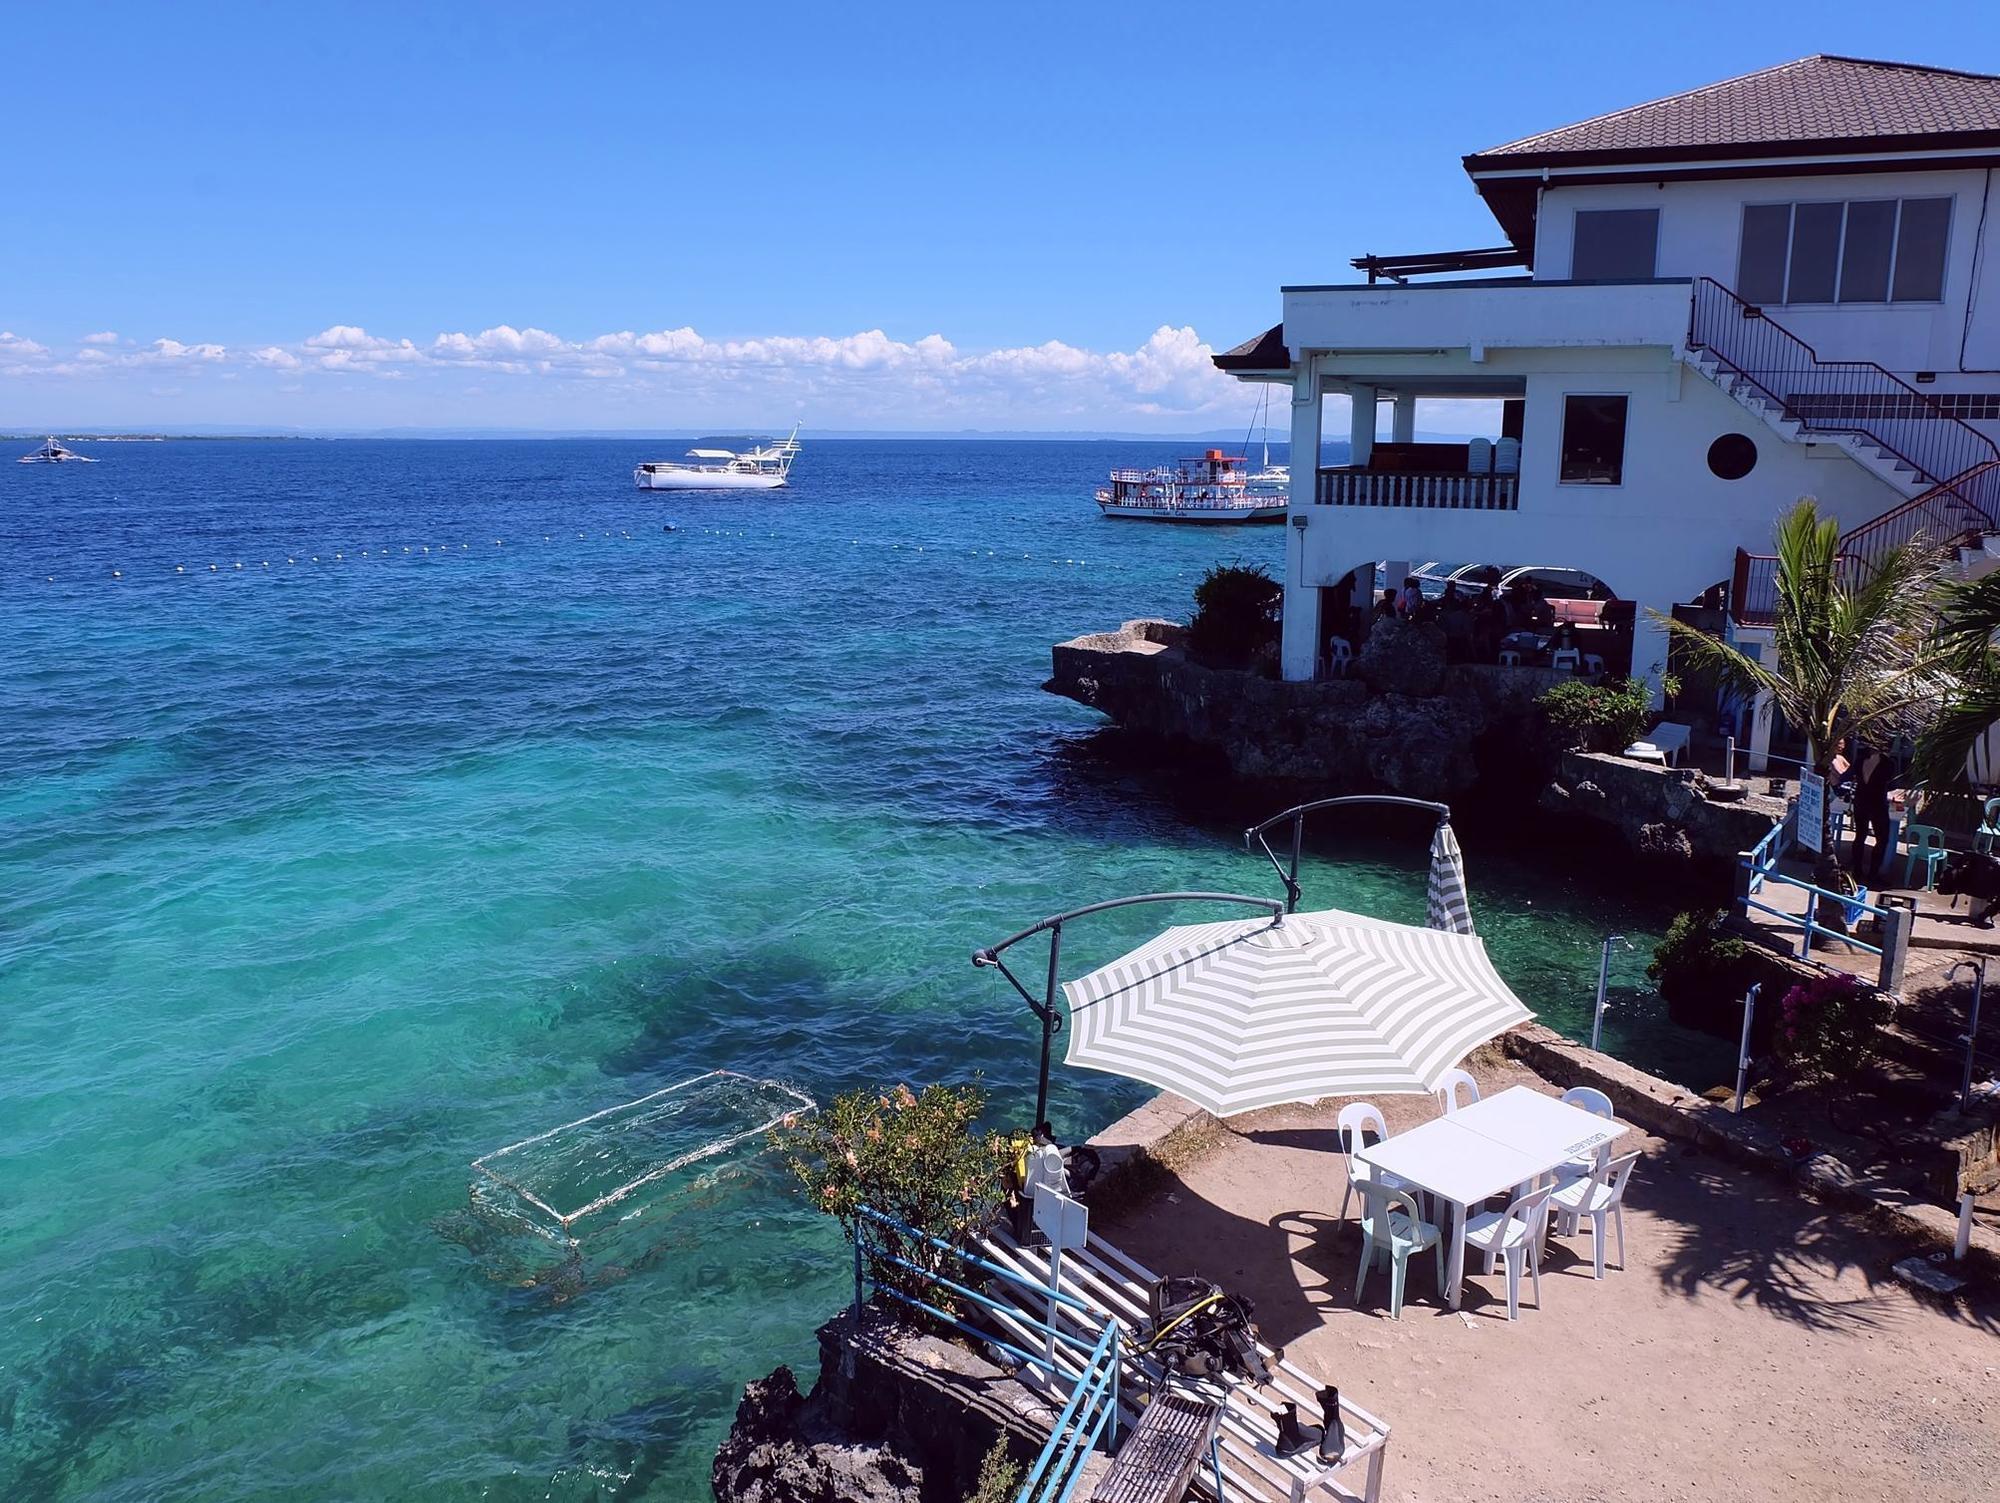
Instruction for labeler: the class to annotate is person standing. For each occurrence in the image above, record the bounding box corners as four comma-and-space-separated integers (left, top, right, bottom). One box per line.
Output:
1848, 742, 1894, 882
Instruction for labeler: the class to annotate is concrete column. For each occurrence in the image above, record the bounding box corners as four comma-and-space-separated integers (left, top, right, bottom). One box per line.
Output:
1631, 606, 1673, 708
1391, 392, 1416, 443
1347, 383, 1376, 469
1282, 362, 1324, 683
1747, 686, 1775, 774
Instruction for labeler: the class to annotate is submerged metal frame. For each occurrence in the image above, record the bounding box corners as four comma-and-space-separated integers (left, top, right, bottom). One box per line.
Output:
972, 892, 1285, 1125
1245, 795, 1452, 913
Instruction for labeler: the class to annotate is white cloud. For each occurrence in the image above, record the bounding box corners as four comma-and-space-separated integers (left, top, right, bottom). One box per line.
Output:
8, 317, 1274, 424
82, 330, 119, 345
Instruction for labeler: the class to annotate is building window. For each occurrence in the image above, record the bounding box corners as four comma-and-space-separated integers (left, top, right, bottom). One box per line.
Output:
1707, 433, 1758, 480
1572, 208, 1659, 281
1735, 197, 1951, 304
1559, 395, 1628, 485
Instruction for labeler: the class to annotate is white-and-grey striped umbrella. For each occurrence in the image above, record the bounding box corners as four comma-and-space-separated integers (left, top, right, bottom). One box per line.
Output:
1060, 907, 1533, 1115
1425, 820, 1475, 935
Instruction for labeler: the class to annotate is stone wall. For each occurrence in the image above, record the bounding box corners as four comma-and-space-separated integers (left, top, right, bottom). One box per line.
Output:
1538, 749, 1783, 889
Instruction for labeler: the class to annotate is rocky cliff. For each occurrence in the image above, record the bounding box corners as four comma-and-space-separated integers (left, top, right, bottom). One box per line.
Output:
1045, 618, 1564, 802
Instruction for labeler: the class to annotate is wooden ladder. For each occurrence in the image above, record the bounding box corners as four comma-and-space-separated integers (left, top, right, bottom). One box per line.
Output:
1089, 1391, 1222, 1503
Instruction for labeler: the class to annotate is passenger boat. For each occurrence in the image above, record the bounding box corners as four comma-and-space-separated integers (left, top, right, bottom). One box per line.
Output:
634, 425, 800, 490
18, 435, 96, 464
1094, 449, 1285, 523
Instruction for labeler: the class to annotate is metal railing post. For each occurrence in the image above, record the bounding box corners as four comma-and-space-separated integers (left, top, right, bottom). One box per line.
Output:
1725, 735, 1736, 786
1734, 984, 1761, 1114
1962, 958, 1987, 1113
1591, 935, 1623, 1054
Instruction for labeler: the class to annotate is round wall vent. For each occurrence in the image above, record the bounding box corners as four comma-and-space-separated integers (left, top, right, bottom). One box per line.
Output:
1707, 433, 1758, 480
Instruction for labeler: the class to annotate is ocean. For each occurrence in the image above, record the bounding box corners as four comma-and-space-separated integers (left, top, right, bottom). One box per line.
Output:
0, 439, 1721, 1499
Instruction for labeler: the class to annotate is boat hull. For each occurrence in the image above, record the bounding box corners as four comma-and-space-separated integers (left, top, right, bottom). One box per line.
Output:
635, 469, 788, 491
1096, 502, 1285, 524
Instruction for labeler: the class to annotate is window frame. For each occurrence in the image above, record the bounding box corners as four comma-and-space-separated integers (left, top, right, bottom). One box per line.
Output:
1557, 392, 1631, 488
1733, 195, 1953, 307
1569, 206, 1661, 283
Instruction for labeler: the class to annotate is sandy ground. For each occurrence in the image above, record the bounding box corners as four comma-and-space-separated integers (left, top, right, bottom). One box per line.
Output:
1100, 1058, 2000, 1503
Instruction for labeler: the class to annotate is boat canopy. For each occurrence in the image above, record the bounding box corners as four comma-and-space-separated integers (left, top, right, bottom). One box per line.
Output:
685, 448, 739, 459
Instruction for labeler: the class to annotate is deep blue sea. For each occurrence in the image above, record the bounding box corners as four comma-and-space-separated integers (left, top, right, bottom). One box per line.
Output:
0, 439, 1722, 1499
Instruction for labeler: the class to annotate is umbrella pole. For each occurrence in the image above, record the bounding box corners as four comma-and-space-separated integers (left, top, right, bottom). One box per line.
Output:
1037, 921, 1064, 1127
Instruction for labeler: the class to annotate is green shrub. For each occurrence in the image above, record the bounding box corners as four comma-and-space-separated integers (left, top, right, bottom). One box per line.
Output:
963, 1437, 1024, 1503
1187, 563, 1281, 669
1773, 973, 1889, 1084
772, 1081, 1002, 1308
1648, 908, 1751, 1006
1537, 675, 1678, 753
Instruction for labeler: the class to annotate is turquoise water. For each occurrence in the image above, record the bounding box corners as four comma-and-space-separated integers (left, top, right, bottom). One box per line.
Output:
0, 440, 1718, 1498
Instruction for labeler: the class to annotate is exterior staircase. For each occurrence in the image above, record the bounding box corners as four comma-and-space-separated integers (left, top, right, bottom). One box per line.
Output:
1681, 276, 2000, 626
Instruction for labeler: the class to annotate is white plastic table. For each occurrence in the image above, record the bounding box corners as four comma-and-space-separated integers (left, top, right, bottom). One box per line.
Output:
1353, 1086, 1627, 1308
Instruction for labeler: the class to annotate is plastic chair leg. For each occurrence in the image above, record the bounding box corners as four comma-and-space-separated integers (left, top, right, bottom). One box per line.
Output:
1503, 1256, 1520, 1321
1353, 1244, 1370, 1305
1389, 1252, 1407, 1320
1591, 1212, 1607, 1280
1528, 1242, 1541, 1308
1614, 1206, 1626, 1271
1338, 1179, 1353, 1225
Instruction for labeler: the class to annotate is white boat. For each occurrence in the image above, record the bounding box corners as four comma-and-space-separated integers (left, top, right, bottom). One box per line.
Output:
634, 425, 800, 490
1243, 389, 1289, 497
18, 435, 96, 464
1094, 448, 1286, 524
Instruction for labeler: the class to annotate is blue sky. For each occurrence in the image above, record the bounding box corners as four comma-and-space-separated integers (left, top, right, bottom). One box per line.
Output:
5, 1, 1997, 431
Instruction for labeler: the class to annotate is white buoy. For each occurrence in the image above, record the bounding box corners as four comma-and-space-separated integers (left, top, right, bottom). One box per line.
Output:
234, 562, 243, 570
210, 564, 218, 571
113, 570, 122, 578
176, 565, 185, 573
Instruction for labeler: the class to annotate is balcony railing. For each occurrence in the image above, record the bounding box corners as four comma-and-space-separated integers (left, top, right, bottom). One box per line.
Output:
1316, 467, 1518, 510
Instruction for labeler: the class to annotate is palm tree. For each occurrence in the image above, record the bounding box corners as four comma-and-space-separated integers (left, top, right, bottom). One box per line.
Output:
1655, 498, 1947, 855
1916, 568, 2000, 793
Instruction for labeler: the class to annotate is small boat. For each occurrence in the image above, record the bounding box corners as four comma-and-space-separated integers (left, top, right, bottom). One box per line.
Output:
1243, 388, 1289, 498
634, 425, 800, 490
1094, 449, 1285, 523
18, 435, 96, 464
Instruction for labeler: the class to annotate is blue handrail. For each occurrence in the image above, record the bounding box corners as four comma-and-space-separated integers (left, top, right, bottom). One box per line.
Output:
849, 1206, 1125, 1503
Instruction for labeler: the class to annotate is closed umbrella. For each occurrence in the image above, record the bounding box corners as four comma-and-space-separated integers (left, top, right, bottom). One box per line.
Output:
1060, 907, 1532, 1116
1425, 820, 1474, 935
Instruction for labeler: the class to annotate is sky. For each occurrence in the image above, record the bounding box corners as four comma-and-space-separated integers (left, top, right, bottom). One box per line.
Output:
6, 1, 1999, 433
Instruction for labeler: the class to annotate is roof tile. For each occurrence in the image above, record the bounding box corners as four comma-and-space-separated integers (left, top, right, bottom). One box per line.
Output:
1471, 55, 2000, 163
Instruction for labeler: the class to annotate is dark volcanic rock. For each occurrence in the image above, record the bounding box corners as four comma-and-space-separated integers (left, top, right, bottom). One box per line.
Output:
1354, 617, 1449, 697
711, 1367, 923, 1503
1637, 821, 1695, 865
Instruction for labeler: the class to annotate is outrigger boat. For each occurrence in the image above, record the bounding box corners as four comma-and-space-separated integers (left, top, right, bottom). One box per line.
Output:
18, 435, 96, 464
634, 424, 801, 490
1094, 448, 1285, 523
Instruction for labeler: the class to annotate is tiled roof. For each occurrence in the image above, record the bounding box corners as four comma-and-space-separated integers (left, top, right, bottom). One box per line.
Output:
1467, 55, 2000, 167
1211, 323, 1289, 373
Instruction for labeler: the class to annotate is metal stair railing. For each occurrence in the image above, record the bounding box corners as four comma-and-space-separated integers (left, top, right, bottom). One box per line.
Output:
1728, 459, 2000, 626
1687, 276, 2000, 526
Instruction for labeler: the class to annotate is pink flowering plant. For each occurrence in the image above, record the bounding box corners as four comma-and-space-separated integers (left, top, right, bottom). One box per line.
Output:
773, 1080, 1002, 1308
1771, 973, 1887, 1085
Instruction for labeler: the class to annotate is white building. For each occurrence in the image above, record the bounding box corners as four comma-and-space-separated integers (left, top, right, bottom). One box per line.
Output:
1217, 54, 2000, 760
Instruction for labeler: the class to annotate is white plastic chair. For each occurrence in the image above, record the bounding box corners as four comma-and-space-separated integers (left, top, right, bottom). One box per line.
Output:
1463, 1183, 1553, 1320
1548, 1149, 1640, 1279
1325, 637, 1353, 679
1352, 1180, 1441, 1320
1583, 653, 1606, 676
1337, 1101, 1424, 1225
1551, 648, 1581, 673
1556, 1086, 1616, 1180
1434, 1068, 1480, 1115
1468, 436, 1493, 474
1494, 436, 1520, 475
1497, 649, 1522, 668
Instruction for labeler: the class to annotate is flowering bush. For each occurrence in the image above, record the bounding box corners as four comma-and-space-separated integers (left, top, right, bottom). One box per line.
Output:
1771, 973, 1888, 1084
773, 1081, 1003, 1307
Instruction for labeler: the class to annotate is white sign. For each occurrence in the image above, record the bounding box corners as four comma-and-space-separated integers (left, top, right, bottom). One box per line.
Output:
1797, 769, 1825, 854
1033, 1186, 1088, 1253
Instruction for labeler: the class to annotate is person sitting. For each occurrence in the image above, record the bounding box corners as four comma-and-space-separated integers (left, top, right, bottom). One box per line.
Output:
1371, 588, 1397, 627
1394, 575, 1424, 620
1523, 580, 1556, 631
1439, 585, 1473, 662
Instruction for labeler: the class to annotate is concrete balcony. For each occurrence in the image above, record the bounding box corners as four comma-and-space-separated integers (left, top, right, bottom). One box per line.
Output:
1282, 277, 1694, 358
1317, 467, 1519, 510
